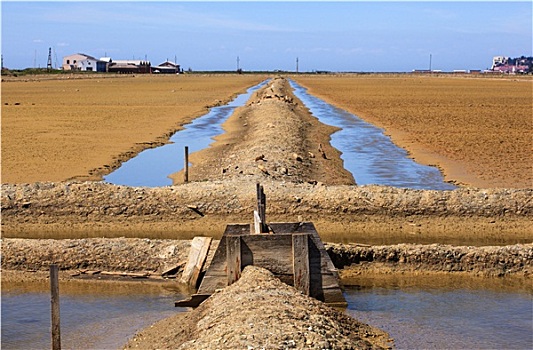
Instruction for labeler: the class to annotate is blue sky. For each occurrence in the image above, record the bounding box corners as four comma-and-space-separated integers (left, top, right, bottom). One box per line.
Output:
2, 1, 531, 72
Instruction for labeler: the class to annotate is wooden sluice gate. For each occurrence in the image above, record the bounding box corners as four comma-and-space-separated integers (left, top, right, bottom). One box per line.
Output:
176, 184, 347, 308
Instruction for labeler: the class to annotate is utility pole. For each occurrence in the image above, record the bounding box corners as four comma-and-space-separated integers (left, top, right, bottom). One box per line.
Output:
296, 57, 299, 73
237, 56, 240, 71
47, 47, 53, 71
429, 53, 432, 72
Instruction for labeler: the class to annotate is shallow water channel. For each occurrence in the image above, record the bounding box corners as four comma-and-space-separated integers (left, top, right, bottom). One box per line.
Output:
104, 79, 455, 190
289, 80, 456, 190
2, 277, 531, 349
103, 80, 269, 187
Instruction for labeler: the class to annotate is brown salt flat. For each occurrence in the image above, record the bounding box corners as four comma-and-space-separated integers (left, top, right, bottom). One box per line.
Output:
1, 74, 266, 183
293, 74, 532, 188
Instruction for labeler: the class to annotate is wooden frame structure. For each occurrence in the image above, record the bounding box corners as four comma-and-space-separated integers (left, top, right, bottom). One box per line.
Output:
176, 184, 346, 307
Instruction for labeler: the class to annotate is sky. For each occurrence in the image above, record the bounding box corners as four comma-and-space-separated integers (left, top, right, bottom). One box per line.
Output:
1, 1, 531, 72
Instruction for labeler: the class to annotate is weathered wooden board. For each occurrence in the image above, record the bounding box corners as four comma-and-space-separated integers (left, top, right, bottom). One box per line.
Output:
226, 235, 242, 285
293, 233, 310, 295
180, 236, 212, 288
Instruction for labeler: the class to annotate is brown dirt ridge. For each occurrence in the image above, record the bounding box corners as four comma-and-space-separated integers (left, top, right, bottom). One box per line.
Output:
124, 266, 393, 350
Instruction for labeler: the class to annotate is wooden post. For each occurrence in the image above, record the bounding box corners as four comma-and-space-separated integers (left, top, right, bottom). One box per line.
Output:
292, 234, 310, 296
253, 210, 261, 234
226, 235, 241, 285
255, 183, 267, 233
184, 146, 189, 183
50, 264, 61, 350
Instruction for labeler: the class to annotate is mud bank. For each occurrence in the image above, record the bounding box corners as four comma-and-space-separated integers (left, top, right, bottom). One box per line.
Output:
2, 238, 531, 282
327, 243, 532, 277
2, 181, 532, 244
169, 76, 354, 186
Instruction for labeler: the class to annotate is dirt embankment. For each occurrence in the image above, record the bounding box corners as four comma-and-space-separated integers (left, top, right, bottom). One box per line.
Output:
2, 238, 531, 283
2, 181, 532, 244
170, 76, 354, 185
124, 266, 392, 350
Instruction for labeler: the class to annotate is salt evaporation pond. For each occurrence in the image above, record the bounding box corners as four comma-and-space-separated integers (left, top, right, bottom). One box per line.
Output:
1, 282, 187, 350
104, 80, 269, 187
289, 80, 456, 190
2, 280, 531, 349
105, 78, 455, 190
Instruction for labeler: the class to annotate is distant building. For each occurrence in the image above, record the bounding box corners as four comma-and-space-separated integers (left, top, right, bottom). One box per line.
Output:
107, 59, 151, 74
491, 55, 532, 74
152, 60, 181, 74
62, 53, 107, 72
492, 56, 509, 69
63, 53, 182, 74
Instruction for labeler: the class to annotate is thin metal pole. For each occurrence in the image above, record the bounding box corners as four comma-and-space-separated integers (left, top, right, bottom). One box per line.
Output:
184, 146, 189, 183
50, 264, 61, 350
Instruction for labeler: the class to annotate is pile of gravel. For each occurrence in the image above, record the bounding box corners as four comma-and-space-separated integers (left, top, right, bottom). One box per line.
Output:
125, 265, 393, 350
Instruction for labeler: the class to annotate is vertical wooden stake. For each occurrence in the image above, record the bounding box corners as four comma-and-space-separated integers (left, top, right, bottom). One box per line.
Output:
50, 264, 61, 350
255, 183, 267, 233
293, 234, 310, 296
184, 146, 189, 183
226, 235, 242, 285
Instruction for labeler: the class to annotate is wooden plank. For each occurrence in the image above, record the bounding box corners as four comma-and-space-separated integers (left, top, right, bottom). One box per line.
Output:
226, 235, 241, 285
259, 186, 268, 233
180, 237, 212, 288
253, 210, 261, 234
100, 271, 150, 278
224, 224, 251, 235
241, 234, 293, 274
50, 264, 61, 350
292, 233, 310, 296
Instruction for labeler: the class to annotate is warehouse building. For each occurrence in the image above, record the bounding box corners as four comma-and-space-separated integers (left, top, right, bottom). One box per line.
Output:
62, 53, 107, 72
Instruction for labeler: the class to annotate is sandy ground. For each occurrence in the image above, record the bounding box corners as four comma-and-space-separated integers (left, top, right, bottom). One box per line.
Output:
1, 74, 266, 183
293, 74, 532, 188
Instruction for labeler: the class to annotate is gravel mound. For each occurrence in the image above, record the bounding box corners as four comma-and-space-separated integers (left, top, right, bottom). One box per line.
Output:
124, 266, 393, 350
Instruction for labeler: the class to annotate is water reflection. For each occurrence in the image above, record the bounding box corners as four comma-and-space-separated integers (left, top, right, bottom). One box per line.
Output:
1, 281, 187, 350
290, 80, 456, 191
346, 285, 532, 349
3, 276, 531, 349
